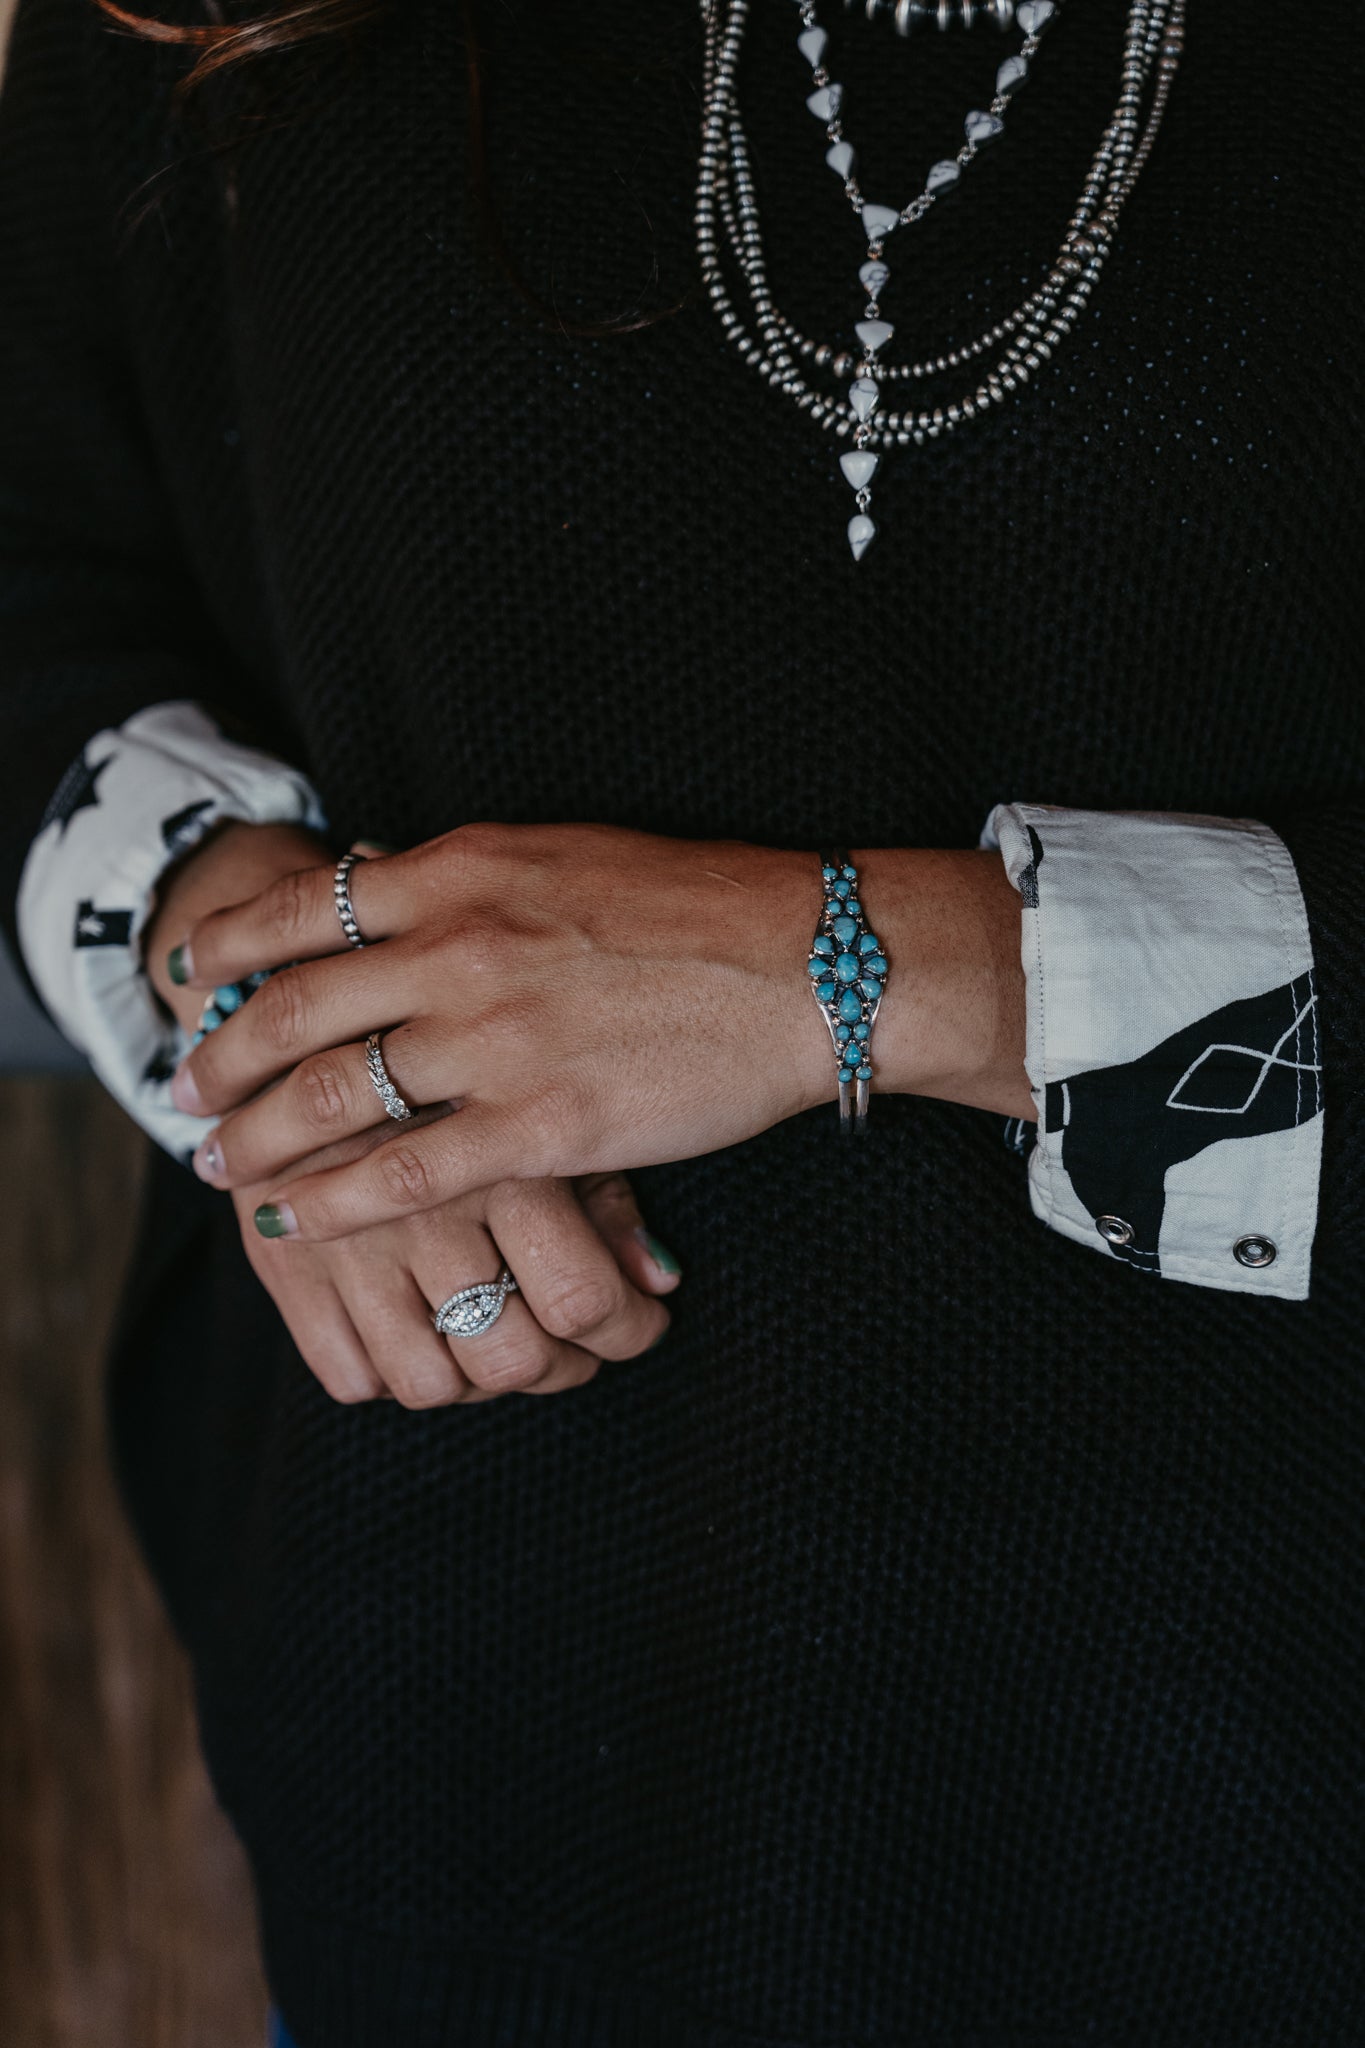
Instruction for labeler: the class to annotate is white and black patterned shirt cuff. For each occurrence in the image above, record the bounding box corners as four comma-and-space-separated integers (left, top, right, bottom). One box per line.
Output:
16, 701, 328, 1162
979, 802, 1323, 1301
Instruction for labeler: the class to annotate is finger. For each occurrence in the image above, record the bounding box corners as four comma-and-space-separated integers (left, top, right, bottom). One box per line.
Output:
191, 1027, 453, 1189
250, 1104, 534, 1245
176, 851, 416, 991
264, 1257, 387, 1405
341, 1264, 484, 1411
487, 1178, 668, 1361
172, 943, 445, 1119
409, 1213, 601, 1397
575, 1172, 684, 1299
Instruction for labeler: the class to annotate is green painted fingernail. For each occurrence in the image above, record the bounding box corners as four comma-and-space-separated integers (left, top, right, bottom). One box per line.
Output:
253, 1202, 296, 1239
635, 1227, 682, 1277
647, 1324, 670, 1351
167, 944, 190, 985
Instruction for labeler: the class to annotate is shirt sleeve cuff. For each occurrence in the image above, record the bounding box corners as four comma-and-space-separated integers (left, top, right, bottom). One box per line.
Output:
978, 801, 1323, 1301
16, 700, 328, 1162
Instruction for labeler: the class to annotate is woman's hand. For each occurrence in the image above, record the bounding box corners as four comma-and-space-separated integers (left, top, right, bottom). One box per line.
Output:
233, 1119, 678, 1408
168, 822, 1032, 1245
170, 823, 827, 1237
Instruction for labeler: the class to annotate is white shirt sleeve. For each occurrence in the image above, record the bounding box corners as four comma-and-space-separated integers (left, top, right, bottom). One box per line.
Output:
979, 801, 1323, 1301
16, 700, 328, 1162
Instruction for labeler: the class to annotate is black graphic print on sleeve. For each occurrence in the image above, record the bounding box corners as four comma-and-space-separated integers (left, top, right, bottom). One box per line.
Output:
1046, 971, 1322, 1275
73, 899, 134, 947
39, 749, 110, 836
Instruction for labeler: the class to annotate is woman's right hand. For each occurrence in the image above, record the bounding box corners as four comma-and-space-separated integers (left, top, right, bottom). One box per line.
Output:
233, 1130, 679, 1407
143, 817, 680, 1405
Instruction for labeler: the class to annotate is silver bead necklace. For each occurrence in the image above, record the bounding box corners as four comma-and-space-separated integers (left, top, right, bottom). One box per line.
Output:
695, 0, 1186, 559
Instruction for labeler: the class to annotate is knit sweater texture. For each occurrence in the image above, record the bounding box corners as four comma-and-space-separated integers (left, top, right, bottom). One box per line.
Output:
1, 1, 1362, 2041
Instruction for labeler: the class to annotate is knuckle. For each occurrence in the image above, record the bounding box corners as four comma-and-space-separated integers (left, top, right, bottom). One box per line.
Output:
461, 1334, 552, 1393
296, 1052, 353, 1131
537, 1272, 621, 1342
265, 867, 313, 948
373, 1140, 435, 1211
513, 1079, 586, 1171
388, 1363, 462, 1410
254, 968, 310, 1056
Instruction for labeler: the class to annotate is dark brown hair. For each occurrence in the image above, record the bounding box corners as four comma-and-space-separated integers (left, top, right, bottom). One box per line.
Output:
92, 0, 694, 338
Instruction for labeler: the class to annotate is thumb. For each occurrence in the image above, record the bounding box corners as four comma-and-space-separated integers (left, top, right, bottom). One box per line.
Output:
576, 1173, 683, 1297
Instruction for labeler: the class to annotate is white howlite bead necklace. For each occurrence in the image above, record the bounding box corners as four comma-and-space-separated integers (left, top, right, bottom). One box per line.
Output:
694, 0, 1186, 560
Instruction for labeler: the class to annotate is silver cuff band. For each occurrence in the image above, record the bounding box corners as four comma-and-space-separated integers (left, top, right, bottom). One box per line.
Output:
333, 851, 368, 949
364, 1030, 415, 1121
431, 1269, 518, 1339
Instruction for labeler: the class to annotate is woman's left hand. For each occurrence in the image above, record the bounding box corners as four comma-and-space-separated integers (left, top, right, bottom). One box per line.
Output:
170, 823, 839, 1241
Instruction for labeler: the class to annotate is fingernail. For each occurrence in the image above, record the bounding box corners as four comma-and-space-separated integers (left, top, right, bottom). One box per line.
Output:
191, 1134, 225, 1185
253, 1202, 298, 1239
351, 839, 398, 857
171, 1063, 205, 1114
646, 1323, 671, 1351
167, 943, 192, 985
634, 1227, 682, 1278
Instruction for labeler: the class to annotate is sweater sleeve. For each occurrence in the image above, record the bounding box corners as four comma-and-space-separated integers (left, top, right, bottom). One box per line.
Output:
0, 0, 296, 985
977, 800, 1343, 1302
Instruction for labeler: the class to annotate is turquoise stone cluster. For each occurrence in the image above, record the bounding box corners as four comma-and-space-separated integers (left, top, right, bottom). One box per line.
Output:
808, 859, 888, 1088
189, 967, 274, 1048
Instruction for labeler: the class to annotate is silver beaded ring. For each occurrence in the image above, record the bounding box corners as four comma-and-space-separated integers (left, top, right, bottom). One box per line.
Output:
364, 1030, 415, 1121
333, 851, 368, 949
431, 1269, 519, 1340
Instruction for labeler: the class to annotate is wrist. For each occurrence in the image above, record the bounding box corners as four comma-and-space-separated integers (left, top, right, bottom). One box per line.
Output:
848, 846, 1033, 1120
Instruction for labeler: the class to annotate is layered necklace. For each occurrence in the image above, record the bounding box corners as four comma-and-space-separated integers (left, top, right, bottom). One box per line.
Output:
695, 0, 1186, 560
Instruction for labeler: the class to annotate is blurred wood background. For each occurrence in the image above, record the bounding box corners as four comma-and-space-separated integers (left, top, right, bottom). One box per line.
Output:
0, 1077, 269, 2047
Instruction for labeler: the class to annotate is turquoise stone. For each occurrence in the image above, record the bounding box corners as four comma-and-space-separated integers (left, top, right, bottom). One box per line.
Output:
816, 979, 837, 1003
832, 914, 858, 945
821, 865, 838, 881
808, 958, 828, 980
825, 898, 840, 915
834, 953, 860, 983
189, 1030, 204, 1049
835, 1024, 852, 1042
857, 1063, 873, 1080
201, 1007, 223, 1031
813, 934, 835, 958
858, 978, 882, 1001
841, 865, 857, 879
838, 1066, 857, 1085
864, 955, 888, 977
833, 878, 851, 898
845, 900, 861, 916
837, 988, 863, 1024
857, 932, 879, 955
854, 1023, 871, 1040
248, 968, 270, 988
214, 982, 242, 1012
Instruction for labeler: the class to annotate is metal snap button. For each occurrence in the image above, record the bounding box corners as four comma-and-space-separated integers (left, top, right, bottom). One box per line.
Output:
1095, 1214, 1134, 1247
1233, 1234, 1277, 1268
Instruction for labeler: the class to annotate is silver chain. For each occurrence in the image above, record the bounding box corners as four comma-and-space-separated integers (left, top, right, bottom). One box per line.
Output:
694, 0, 1186, 558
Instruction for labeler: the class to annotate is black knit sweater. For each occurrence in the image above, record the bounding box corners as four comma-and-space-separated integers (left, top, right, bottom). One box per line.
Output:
2, 1, 1363, 2041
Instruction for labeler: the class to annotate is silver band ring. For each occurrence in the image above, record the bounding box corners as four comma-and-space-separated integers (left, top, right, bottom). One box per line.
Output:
333, 851, 368, 949
431, 1268, 518, 1339
364, 1031, 415, 1121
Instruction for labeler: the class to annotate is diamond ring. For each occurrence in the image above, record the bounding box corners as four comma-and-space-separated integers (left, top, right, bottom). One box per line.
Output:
431, 1269, 519, 1339
364, 1031, 415, 1121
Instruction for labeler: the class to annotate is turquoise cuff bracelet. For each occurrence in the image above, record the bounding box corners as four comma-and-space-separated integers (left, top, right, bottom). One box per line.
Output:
808, 850, 888, 1134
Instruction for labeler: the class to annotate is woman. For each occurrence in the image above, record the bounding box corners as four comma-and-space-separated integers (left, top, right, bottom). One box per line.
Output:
1, 0, 1360, 2041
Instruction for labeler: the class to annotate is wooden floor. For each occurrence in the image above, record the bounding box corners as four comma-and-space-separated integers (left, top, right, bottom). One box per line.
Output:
0, 1077, 269, 2048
